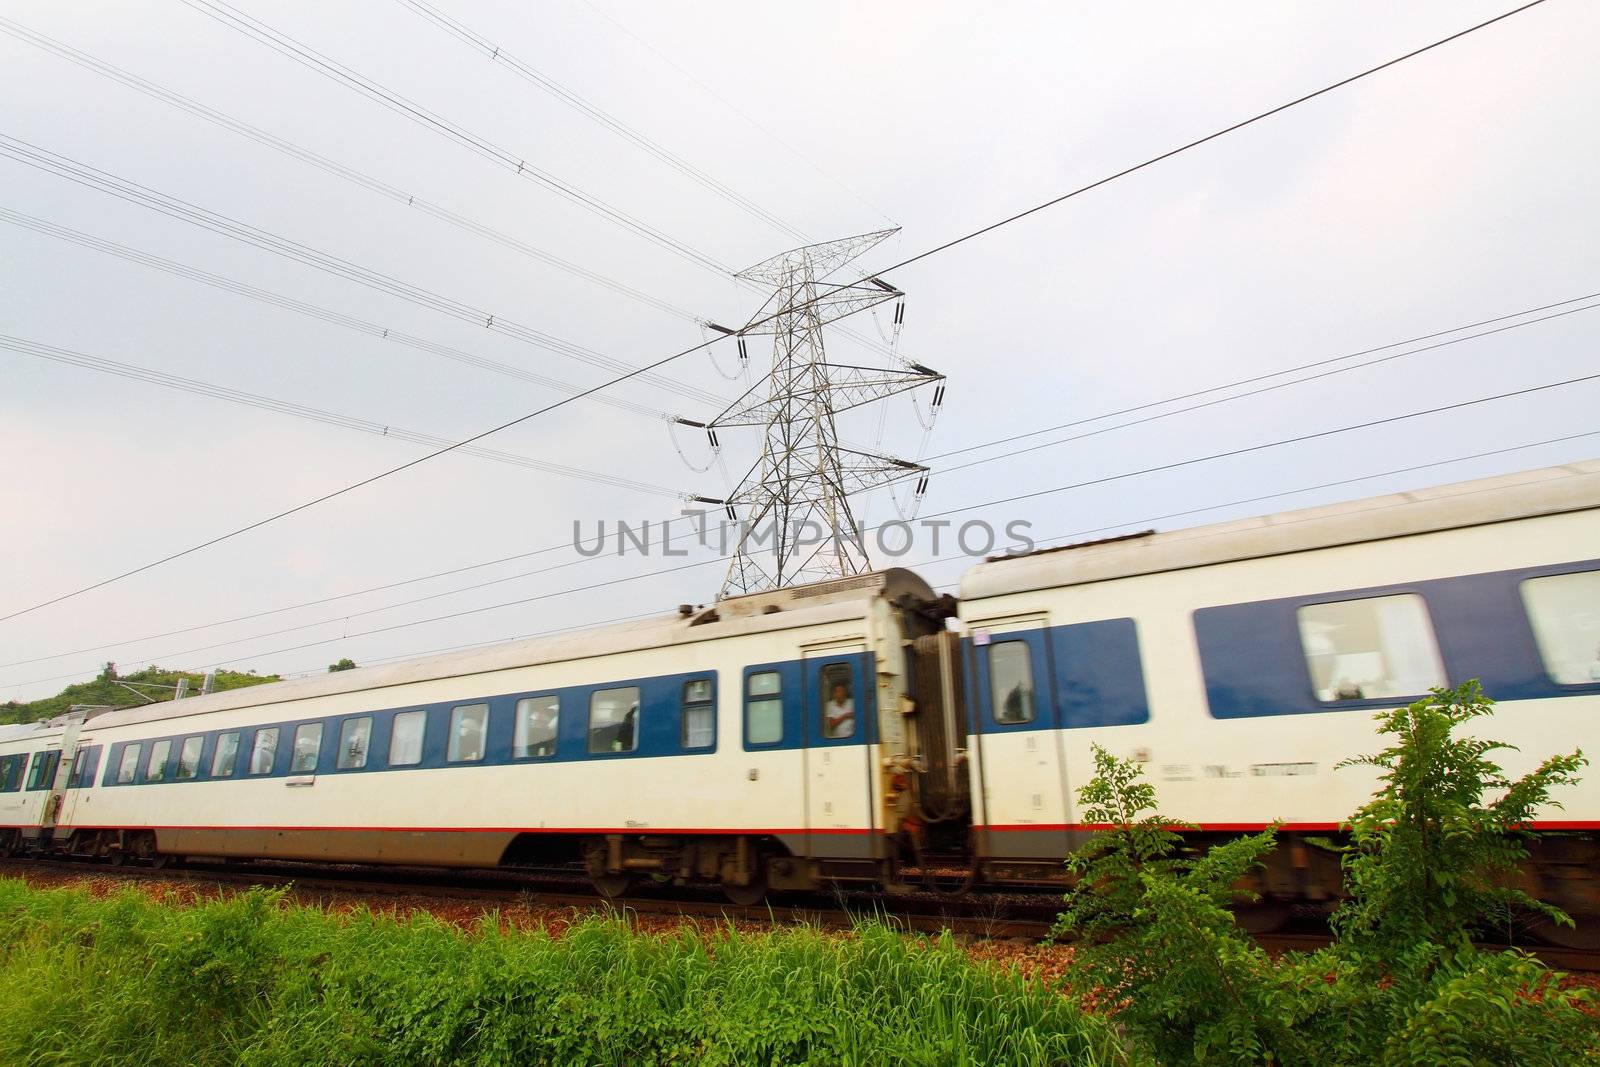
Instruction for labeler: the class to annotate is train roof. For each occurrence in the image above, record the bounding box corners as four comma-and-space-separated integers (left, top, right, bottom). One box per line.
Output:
959, 458, 1600, 603
73, 568, 935, 733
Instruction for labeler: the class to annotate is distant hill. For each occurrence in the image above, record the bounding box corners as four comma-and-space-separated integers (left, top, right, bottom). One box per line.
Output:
1, 665, 282, 726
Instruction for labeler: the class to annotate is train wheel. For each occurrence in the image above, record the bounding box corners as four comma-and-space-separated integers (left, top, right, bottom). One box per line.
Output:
722, 872, 767, 907
108, 851, 128, 867
591, 873, 632, 900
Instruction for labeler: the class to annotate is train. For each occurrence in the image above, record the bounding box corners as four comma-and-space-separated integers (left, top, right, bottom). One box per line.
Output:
3, 458, 1597, 944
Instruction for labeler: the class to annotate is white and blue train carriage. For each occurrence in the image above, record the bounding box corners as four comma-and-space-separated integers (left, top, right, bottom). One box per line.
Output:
0, 569, 952, 902
955, 458, 1600, 942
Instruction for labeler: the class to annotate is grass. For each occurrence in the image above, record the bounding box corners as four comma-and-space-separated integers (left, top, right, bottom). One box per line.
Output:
0, 878, 1128, 1066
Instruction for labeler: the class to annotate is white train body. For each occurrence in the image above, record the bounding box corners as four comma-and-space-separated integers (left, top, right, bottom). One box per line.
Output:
2, 460, 1597, 920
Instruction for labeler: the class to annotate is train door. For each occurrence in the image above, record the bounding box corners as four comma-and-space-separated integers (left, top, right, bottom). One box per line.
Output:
967, 616, 1071, 862
801, 643, 876, 860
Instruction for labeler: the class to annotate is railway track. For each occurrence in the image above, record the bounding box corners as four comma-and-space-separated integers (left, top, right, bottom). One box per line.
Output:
5, 857, 1596, 971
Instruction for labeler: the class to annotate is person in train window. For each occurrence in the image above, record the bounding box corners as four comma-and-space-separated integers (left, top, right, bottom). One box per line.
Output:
824, 684, 854, 738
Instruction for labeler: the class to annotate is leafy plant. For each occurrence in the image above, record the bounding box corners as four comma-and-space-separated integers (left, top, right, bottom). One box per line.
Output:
1330, 679, 1587, 955
1053, 746, 1297, 1064
1054, 681, 1598, 1065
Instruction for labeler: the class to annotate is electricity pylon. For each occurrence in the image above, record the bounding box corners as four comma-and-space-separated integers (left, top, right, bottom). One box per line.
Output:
681, 229, 943, 597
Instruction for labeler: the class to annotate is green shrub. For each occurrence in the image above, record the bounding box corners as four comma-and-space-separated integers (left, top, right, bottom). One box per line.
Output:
1053, 681, 1599, 1066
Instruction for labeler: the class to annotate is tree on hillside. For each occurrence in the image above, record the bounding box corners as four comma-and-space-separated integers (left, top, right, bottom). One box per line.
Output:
328, 658, 358, 673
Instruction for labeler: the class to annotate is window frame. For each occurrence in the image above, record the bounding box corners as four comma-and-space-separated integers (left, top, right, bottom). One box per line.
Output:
817, 662, 858, 741
211, 731, 241, 778
0, 754, 25, 792
680, 677, 716, 751
175, 735, 205, 780
587, 686, 642, 755
743, 669, 785, 748
446, 703, 489, 763
388, 709, 427, 767
988, 640, 1038, 726
512, 695, 559, 760
1294, 592, 1447, 705
248, 727, 280, 776
25, 751, 59, 791
1519, 571, 1600, 689
116, 743, 142, 785
336, 716, 373, 770
289, 722, 324, 774
145, 739, 173, 783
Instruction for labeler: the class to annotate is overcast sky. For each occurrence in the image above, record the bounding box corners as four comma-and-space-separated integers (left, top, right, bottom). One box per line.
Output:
3, 0, 1597, 702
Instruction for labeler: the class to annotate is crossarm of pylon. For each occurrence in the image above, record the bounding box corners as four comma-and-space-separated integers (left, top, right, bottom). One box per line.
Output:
706, 364, 942, 428
734, 228, 900, 285
737, 281, 901, 334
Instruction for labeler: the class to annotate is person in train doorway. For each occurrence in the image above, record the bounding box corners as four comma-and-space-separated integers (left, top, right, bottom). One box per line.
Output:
824, 683, 854, 738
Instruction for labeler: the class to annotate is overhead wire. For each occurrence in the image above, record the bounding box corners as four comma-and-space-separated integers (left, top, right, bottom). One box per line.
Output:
0, 135, 727, 409
5, 286, 1587, 672
0, 0, 1555, 623
19, 424, 1598, 690
0, 16, 700, 323
1, 334, 683, 496
0, 207, 665, 420
11, 373, 1598, 690
392, 0, 811, 245
177, 0, 733, 274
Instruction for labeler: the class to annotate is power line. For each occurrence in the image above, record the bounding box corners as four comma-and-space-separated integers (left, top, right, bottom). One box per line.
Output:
393, 0, 811, 245
919, 300, 1600, 480
6, 287, 1586, 670
0, 16, 701, 324
0, 207, 672, 420
926, 291, 1600, 464
1, 334, 683, 496
872, 0, 1554, 278
0, 135, 726, 409
12, 371, 1595, 689
17, 425, 1596, 691
577, 0, 897, 229
0, 0, 1551, 623
177, 0, 732, 275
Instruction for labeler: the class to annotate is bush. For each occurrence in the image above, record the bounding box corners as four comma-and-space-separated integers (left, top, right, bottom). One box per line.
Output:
1053, 681, 1598, 1066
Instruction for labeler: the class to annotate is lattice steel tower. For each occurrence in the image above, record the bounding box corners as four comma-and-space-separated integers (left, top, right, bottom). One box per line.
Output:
683, 229, 943, 598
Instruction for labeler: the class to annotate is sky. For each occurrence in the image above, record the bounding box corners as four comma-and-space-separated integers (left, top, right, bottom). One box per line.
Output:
2, 0, 1597, 702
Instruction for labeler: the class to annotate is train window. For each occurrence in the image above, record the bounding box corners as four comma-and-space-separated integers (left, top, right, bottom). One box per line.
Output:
146, 740, 172, 782
1297, 594, 1446, 702
68, 747, 100, 788
249, 728, 279, 775
0, 754, 24, 792
212, 732, 241, 777
290, 723, 323, 773
682, 679, 714, 750
1521, 571, 1600, 685
389, 710, 426, 766
588, 688, 640, 754
513, 696, 559, 759
25, 752, 51, 791
447, 704, 488, 762
745, 671, 783, 745
819, 664, 856, 739
176, 736, 204, 780
117, 744, 142, 784
989, 642, 1036, 724
337, 717, 372, 770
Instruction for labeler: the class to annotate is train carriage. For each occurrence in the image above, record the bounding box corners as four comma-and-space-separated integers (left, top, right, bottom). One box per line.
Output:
956, 459, 1600, 939
3, 459, 1598, 944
